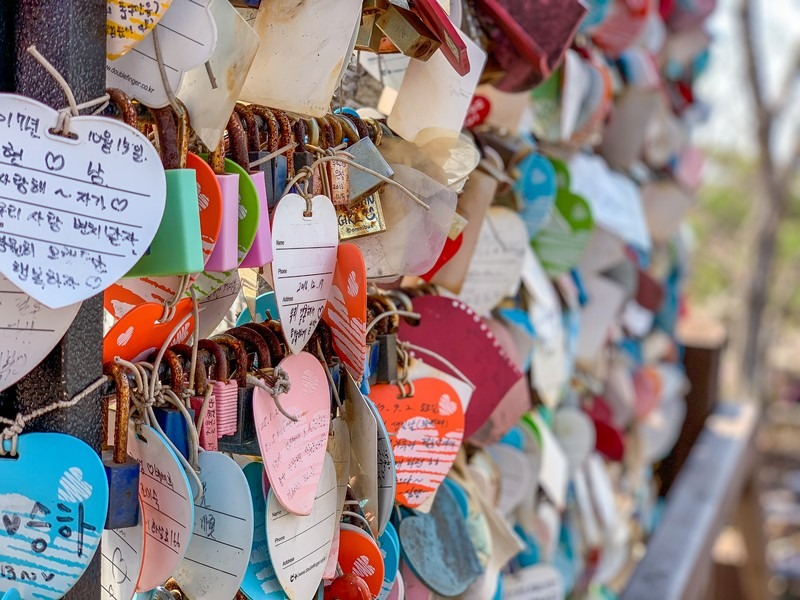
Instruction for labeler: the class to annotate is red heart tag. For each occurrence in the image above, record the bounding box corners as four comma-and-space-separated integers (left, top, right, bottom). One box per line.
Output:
370, 378, 464, 509
464, 95, 491, 128
399, 296, 523, 439
103, 298, 194, 363
421, 234, 463, 282
323, 244, 367, 381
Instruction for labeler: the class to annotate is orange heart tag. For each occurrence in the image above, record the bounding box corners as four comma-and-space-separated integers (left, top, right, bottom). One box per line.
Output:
323, 244, 367, 381
370, 378, 464, 509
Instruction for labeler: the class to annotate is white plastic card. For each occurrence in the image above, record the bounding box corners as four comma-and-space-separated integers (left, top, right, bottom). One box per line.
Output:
271, 194, 338, 354
101, 515, 143, 600
240, 0, 362, 117
197, 271, 241, 338
487, 443, 534, 517
344, 373, 379, 536
0, 94, 166, 308
528, 413, 569, 510
576, 275, 627, 364
388, 29, 488, 142
106, 0, 218, 108
360, 54, 410, 92
504, 564, 565, 600
174, 452, 254, 599
267, 454, 338, 600
366, 399, 397, 536
127, 424, 194, 592
0, 274, 81, 392
178, 0, 260, 151
458, 206, 527, 316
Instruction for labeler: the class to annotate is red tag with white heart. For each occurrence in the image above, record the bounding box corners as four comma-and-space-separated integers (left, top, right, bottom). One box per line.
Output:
370, 377, 464, 509
464, 95, 491, 129
323, 244, 367, 381
103, 298, 194, 363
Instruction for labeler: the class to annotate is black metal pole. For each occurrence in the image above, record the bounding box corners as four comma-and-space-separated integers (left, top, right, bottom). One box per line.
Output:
0, 1, 106, 598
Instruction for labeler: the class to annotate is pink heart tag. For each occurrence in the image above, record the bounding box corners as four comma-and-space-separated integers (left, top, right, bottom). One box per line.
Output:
253, 352, 331, 515
399, 296, 523, 439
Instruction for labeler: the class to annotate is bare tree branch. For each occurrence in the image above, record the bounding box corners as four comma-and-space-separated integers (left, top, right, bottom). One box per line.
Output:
740, 0, 770, 122
772, 46, 800, 114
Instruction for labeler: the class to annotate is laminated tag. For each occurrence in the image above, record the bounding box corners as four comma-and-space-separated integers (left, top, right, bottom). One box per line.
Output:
178, 0, 260, 151
240, 0, 362, 116
101, 512, 143, 600
0, 94, 166, 308
0, 275, 81, 392
106, 0, 174, 60
106, 0, 218, 108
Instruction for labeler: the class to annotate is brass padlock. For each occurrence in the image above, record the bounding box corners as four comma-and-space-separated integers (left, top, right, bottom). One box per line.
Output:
377, 4, 441, 61
336, 191, 387, 240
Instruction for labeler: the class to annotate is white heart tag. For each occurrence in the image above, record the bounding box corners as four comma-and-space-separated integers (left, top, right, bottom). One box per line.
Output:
253, 352, 331, 516
270, 194, 338, 354
0, 274, 81, 392
174, 452, 254, 599
0, 94, 166, 308
267, 454, 338, 600
106, 0, 218, 108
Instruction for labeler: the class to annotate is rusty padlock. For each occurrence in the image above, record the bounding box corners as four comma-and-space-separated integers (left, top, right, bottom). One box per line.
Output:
377, 3, 441, 61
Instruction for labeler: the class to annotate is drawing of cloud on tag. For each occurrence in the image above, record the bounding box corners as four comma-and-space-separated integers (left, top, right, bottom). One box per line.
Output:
106, 0, 174, 61
106, 0, 217, 108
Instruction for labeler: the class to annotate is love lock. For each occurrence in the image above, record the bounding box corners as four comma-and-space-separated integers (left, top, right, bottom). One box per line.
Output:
376, 3, 441, 61
214, 333, 261, 456
127, 102, 204, 277
369, 296, 400, 384
172, 343, 218, 452
102, 363, 140, 530
151, 349, 194, 461
249, 105, 289, 209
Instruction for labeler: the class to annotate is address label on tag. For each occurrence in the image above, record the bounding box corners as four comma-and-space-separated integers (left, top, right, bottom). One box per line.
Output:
0, 274, 81, 392
106, 0, 217, 108
0, 94, 166, 308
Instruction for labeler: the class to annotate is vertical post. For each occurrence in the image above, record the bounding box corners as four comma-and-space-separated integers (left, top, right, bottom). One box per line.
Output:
0, 1, 106, 598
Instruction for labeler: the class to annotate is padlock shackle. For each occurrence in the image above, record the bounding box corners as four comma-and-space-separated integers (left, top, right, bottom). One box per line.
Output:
170, 343, 209, 395
150, 106, 182, 170
239, 322, 285, 364
249, 105, 281, 153
211, 334, 249, 388
198, 339, 230, 382
272, 108, 297, 178
226, 111, 252, 170
103, 362, 131, 465
336, 114, 361, 147
148, 349, 185, 396
228, 326, 272, 370
106, 87, 138, 128
234, 103, 262, 153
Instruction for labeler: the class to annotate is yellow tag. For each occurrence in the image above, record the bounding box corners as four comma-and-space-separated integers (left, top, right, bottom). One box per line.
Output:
337, 192, 387, 240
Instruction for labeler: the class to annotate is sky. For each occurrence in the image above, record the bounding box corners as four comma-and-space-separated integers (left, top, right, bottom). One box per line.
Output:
694, 0, 800, 159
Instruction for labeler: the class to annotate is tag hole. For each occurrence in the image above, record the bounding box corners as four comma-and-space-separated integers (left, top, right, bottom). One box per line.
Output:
136, 432, 149, 444
47, 127, 78, 141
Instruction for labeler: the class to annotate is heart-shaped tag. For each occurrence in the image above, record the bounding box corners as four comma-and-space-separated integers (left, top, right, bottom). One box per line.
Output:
323, 244, 367, 381
324, 418, 351, 579
531, 188, 594, 276
106, 0, 174, 60
344, 374, 380, 537
103, 298, 194, 363
464, 94, 491, 129
0, 94, 166, 308
0, 275, 81, 392
267, 454, 338, 600
174, 452, 254, 599
127, 424, 194, 592
398, 296, 523, 439
101, 512, 143, 600
378, 523, 400, 600
0, 433, 108, 599
514, 153, 557, 238
271, 193, 338, 355
486, 444, 534, 516
458, 206, 527, 315
371, 377, 464, 509
338, 527, 386, 597
366, 400, 396, 536
398, 482, 482, 597
240, 462, 285, 598
106, 0, 218, 108
253, 352, 331, 515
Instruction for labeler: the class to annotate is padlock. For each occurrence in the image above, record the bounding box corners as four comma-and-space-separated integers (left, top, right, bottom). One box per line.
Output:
240, 321, 286, 364
229, 326, 273, 372
198, 339, 239, 441
249, 105, 289, 209
203, 142, 240, 272
102, 363, 141, 530
369, 296, 400, 384
127, 102, 204, 277
232, 107, 274, 268
151, 349, 195, 460
172, 343, 218, 451
377, 3, 441, 61
344, 135, 394, 206
214, 334, 261, 456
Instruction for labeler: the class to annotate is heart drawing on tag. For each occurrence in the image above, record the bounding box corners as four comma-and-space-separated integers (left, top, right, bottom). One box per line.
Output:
323, 243, 367, 381
253, 352, 331, 515
0, 433, 109, 599
338, 527, 386, 597
0, 94, 166, 308
271, 193, 338, 355
370, 378, 464, 509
